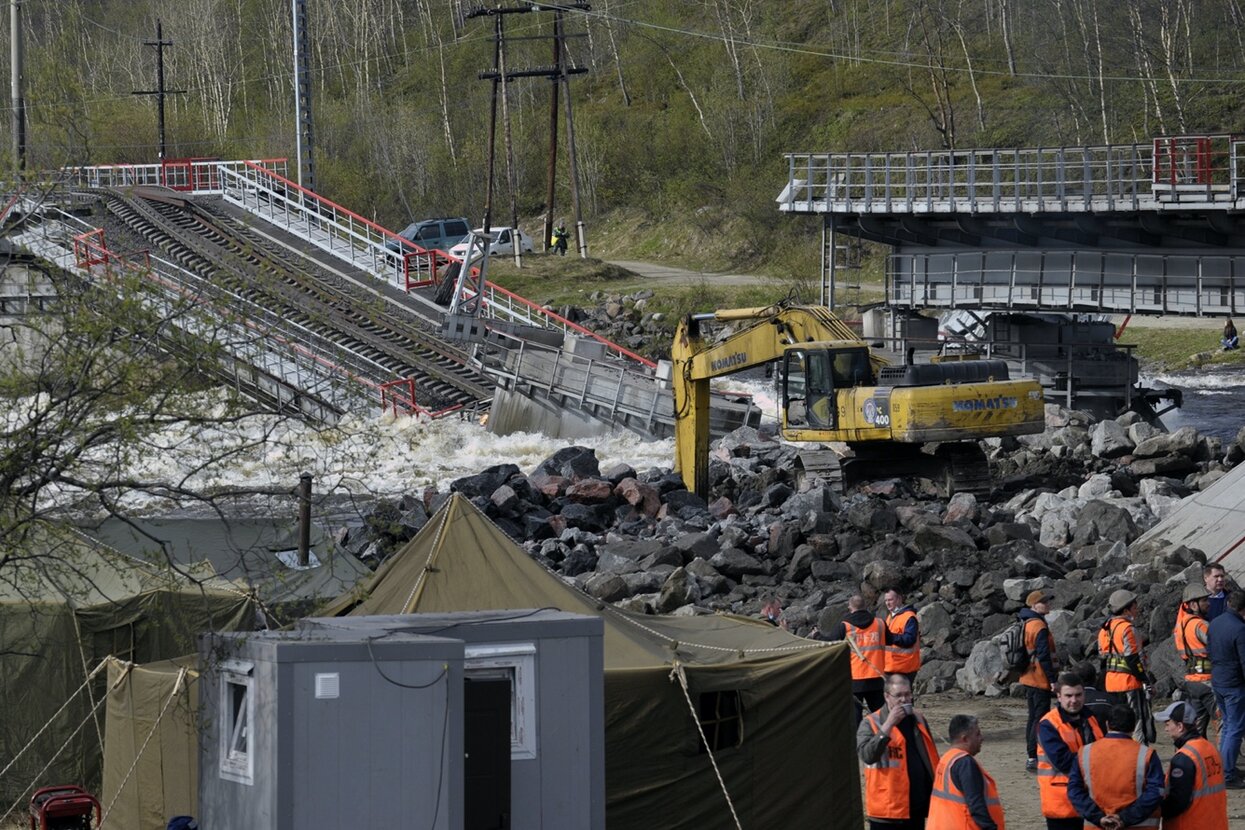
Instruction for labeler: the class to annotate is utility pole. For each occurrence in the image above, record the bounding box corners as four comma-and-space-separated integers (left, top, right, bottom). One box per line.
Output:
132, 19, 185, 165
473, 3, 590, 257
556, 9, 587, 257
291, 0, 317, 192
10, 0, 25, 174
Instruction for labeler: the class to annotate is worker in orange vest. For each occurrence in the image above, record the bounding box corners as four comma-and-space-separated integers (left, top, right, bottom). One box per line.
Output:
857, 674, 938, 830
1154, 700, 1229, 829
1067, 703, 1163, 830
883, 588, 921, 685
827, 593, 886, 724
928, 714, 1004, 830
1173, 582, 1214, 737
1021, 589, 1059, 772
1097, 589, 1155, 744
1036, 673, 1105, 830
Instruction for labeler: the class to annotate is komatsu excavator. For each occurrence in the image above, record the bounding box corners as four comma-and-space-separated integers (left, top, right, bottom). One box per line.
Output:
672, 302, 1047, 498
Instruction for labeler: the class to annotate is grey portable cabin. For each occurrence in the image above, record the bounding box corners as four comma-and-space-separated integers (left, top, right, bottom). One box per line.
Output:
199, 609, 604, 830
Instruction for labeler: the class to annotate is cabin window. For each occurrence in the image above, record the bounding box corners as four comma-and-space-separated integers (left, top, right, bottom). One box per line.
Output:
465, 643, 538, 760
219, 663, 255, 785
697, 690, 743, 753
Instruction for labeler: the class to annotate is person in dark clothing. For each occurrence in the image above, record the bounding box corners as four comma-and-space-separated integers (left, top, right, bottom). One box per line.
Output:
857, 675, 938, 830
1205, 562, 1230, 621
826, 594, 886, 724
1067, 705, 1164, 830
1208, 589, 1245, 785
1224, 318, 1239, 351
1155, 700, 1231, 827
1036, 674, 1105, 830
1020, 590, 1058, 771
1074, 661, 1113, 725
551, 223, 569, 256
929, 714, 1003, 830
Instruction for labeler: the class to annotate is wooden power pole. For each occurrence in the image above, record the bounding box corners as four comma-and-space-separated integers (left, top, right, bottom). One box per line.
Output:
132, 19, 185, 164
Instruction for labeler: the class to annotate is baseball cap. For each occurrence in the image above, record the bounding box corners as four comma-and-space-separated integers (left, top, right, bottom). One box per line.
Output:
1154, 701, 1197, 725
1026, 589, 1055, 608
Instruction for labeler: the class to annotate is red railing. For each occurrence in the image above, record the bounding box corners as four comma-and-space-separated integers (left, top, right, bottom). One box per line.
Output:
239, 161, 450, 287
1152, 135, 1234, 188
235, 162, 656, 369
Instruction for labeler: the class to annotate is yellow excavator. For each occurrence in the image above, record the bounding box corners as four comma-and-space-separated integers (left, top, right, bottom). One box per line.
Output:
672, 302, 1047, 497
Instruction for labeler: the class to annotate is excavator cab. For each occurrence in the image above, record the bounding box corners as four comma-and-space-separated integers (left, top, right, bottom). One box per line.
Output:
782, 345, 873, 430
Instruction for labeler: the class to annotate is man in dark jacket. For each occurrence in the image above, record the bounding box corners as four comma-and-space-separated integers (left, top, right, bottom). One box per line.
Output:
1020, 589, 1058, 772
1208, 589, 1245, 785
826, 594, 886, 724
1205, 563, 1230, 621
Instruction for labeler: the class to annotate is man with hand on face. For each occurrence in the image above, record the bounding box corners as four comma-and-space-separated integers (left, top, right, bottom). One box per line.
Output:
1037, 674, 1105, 830
928, 715, 1003, 830
1155, 700, 1229, 830
857, 674, 939, 830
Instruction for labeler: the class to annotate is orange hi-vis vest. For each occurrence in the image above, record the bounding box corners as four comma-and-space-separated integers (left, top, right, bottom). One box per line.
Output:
1076, 737, 1159, 829
1097, 616, 1144, 692
928, 747, 1006, 830
1020, 615, 1056, 689
885, 608, 921, 674
846, 618, 886, 681
1037, 709, 1104, 819
1165, 736, 1228, 830
1174, 607, 1212, 683
861, 709, 939, 820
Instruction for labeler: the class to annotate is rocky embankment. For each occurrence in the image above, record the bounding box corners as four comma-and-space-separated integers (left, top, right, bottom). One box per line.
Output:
347, 405, 1245, 698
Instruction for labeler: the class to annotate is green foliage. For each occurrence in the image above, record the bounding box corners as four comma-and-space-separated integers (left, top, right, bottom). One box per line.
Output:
11, 0, 1245, 270
1119, 327, 1245, 371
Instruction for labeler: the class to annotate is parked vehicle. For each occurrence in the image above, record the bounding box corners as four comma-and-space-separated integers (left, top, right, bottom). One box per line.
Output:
447, 227, 534, 261
384, 216, 470, 253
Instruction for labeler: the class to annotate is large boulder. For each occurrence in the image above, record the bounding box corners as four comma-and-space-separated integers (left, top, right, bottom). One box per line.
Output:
1071, 500, 1140, 545
911, 525, 978, 558
1090, 420, 1134, 459
956, 640, 1008, 695
1132, 426, 1200, 459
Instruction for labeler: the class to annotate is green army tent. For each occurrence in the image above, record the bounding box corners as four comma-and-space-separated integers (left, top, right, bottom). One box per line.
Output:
324, 493, 862, 830
0, 526, 255, 811
100, 656, 200, 830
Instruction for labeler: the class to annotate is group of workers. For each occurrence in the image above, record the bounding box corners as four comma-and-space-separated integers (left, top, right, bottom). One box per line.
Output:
830, 565, 1241, 829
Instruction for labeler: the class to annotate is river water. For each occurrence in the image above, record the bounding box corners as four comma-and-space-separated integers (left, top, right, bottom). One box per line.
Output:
1152, 367, 1245, 441
32, 368, 1245, 520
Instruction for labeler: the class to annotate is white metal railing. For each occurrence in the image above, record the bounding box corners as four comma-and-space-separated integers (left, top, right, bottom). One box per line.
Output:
58, 159, 287, 192
782, 136, 1245, 214
890, 249, 1245, 315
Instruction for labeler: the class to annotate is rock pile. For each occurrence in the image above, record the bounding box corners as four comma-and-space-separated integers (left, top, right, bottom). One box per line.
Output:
555, 290, 672, 357
344, 405, 1245, 698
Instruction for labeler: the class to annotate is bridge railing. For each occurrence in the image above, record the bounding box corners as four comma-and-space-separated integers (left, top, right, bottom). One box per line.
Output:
889, 249, 1245, 316
782, 144, 1155, 213
59, 158, 288, 191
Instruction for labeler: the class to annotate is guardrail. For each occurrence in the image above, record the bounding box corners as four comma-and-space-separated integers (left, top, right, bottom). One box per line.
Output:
782, 144, 1156, 214
888, 248, 1245, 316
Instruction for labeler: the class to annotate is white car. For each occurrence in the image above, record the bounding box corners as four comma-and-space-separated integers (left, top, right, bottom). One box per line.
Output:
447, 227, 535, 261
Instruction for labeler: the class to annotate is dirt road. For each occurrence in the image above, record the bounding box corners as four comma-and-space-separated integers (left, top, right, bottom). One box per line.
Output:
898, 691, 1245, 829
606, 259, 774, 288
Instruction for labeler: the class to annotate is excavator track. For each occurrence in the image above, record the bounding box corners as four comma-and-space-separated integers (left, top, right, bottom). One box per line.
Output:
795, 442, 992, 497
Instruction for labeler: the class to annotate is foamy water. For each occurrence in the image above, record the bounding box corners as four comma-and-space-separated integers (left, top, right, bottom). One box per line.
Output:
23, 388, 677, 516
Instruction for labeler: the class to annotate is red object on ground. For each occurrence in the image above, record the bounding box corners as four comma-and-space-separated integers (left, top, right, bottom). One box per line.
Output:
27, 785, 101, 830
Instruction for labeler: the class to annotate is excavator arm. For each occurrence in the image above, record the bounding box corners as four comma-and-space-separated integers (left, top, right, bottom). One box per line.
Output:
672, 303, 881, 496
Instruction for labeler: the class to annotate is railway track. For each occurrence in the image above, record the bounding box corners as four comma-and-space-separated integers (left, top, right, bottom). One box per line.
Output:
89, 187, 493, 413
